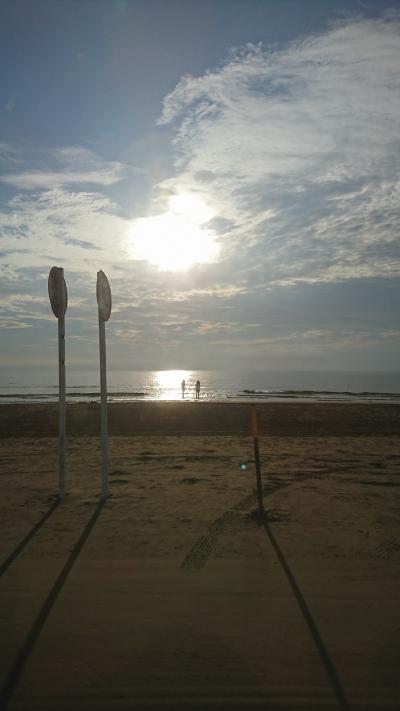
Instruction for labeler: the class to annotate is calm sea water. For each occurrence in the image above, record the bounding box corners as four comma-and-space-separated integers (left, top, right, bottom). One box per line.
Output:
1, 369, 400, 403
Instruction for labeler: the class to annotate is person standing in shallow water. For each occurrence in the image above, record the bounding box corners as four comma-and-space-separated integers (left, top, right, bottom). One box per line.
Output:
195, 380, 201, 400
181, 379, 186, 399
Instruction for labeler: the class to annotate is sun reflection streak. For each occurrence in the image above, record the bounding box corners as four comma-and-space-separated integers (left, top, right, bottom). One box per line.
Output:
152, 370, 194, 400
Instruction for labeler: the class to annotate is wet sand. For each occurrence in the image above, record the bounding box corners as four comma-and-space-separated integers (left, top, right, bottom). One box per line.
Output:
1, 400, 400, 437
0, 402, 399, 709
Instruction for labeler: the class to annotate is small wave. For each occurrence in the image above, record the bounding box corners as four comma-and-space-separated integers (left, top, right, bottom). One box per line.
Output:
239, 388, 400, 400
0, 390, 146, 401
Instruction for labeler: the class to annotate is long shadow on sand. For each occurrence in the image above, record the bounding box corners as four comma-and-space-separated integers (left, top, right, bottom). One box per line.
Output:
261, 516, 351, 711
0, 498, 59, 577
0, 498, 105, 710
181, 485, 351, 711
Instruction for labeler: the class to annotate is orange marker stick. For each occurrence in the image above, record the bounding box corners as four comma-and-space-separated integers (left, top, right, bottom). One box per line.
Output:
251, 405, 264, 516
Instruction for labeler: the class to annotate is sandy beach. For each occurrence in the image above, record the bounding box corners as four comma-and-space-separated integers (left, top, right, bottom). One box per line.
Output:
0, 401, 399, 710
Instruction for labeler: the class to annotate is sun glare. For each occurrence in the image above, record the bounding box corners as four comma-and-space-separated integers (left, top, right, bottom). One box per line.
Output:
149, 370, 193, 399
129, 193, 219, 271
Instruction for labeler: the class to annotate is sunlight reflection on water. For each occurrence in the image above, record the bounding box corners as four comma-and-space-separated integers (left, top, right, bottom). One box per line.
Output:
151, 370, 195, 400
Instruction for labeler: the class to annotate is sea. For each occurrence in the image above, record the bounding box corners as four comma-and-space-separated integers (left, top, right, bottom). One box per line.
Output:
1, 369, 400, 404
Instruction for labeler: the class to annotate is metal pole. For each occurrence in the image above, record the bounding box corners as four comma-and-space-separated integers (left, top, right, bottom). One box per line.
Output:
58, 314, 66, 501
251, 405, 264, 516
99, 315, 109, 499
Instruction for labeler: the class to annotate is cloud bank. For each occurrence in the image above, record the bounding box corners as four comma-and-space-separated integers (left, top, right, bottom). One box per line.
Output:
158, 12, 400, 286
0, 146, 129, 190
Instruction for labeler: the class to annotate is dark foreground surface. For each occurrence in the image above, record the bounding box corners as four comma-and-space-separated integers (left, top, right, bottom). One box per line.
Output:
0, 403, 399, 709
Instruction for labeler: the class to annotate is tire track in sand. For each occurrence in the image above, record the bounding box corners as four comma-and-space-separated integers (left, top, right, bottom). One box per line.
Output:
181, 478, 289, 570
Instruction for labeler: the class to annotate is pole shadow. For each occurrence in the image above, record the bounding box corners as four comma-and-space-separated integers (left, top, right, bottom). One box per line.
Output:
0, 498, 105, 709
0, 498, 59, 578
261, 515, 351, 711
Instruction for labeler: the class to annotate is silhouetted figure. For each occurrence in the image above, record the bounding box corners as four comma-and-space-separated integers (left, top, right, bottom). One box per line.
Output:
181, 379, 186, 399
195, 380, 200, 399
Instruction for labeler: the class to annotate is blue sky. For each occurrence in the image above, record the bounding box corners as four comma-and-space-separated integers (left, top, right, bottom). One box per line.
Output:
1, 0, 399, 372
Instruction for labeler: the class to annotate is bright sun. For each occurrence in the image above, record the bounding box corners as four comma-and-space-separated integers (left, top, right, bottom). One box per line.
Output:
129, 193, 219, 271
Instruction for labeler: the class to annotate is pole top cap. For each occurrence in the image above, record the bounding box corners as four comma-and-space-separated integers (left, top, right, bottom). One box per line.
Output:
96, 270, 112, 321
48, 267, 68, 318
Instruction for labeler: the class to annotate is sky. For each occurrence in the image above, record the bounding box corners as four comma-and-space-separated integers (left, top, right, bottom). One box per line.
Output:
1, 0, 399, 373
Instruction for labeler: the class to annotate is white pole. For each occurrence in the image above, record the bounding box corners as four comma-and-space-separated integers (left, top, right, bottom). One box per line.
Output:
96, 270, 111, 500
48, 266, 68, 502
58, 312, 66, 501
99, 315, 109, 499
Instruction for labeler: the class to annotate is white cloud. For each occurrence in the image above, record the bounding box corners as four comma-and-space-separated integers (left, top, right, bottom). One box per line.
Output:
195, 320, 259, 334
0, 188, 130, 274
157, 12, 400, 285
0, 145, 131, 190
0, 294, 47, 307
0, 319, 32, 329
